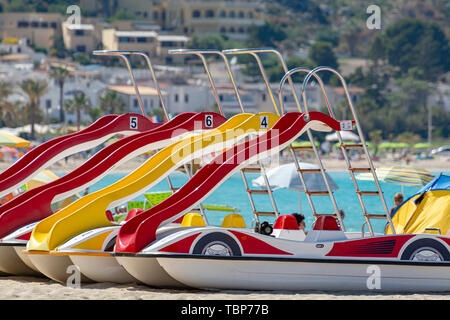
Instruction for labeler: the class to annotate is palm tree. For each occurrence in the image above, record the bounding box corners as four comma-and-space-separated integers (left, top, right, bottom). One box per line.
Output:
20, 79, 48, 140
99, 90, 126, 115
0, 81, 17, 126
50, 66, 70, 123
64, 92, 91, 131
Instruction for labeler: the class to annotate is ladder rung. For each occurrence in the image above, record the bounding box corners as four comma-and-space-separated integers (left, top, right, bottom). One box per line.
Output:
340, 144, 364, 149
364, 214, 387, 219
247, 189, 269, 194
348, 168, 372, 173
190, 208, 201, 213
356, 191, 380, 196
254, 211, 277, 216
297, 169, 322, 174
305, 191, 330, 196
241, 167, 261, 173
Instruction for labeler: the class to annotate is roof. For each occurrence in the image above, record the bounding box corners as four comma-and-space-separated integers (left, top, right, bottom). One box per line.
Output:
157, 35, 190, 42
0, 54, 31, 61
332, 87, 365, 95
107, 85, 167, 96
115, 30, 158, 38
66, 23, 94, 31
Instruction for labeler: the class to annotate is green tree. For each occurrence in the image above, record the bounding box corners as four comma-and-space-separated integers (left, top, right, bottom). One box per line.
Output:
248, 22, 287, 47
99, 90, 126, 114
49, 66, 70, 122
308, 41, 339, 83
0, 81, 17, 126
19, 79, 48, 140
64, 92, 91, 131
379, 19, 450, 81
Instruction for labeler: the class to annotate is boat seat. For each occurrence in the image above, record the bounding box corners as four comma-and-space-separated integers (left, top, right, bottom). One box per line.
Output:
272, 215, 306, 241
221, 214, 246, 228
181, 212, 206, 227
305, 215, 347, 242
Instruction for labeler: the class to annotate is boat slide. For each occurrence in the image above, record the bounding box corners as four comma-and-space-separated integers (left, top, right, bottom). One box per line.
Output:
23, 112, 280, 282
0, 113, 160, 199
0, 112, 226, 276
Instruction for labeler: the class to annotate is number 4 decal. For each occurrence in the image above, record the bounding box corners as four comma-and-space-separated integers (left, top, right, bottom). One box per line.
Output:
130, 117, 138, 129
205, 115, 213, 128
260, 115, 268, 129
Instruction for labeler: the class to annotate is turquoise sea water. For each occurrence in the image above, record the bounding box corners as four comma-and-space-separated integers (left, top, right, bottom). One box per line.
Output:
64, 169, 448, 235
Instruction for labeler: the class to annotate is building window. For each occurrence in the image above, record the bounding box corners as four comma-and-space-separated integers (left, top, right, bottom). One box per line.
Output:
238, 27, 244, 33
50, 22, 57, 29
229, 11, 235, 18
153, 11, 158, 20
133, 99, 138, 108
17, 21, 29, 28
31, 21, 39, 28
219, 10, 226, 18
184, 94, 189, 103
46, 99, 52, 109
205, 10, 214, 18
75, 29, 84, 36
238, 11, 244, 18
174, 94, 179, 102
262, 93, 266, 101
220, 27, 226, 33
249, 11, 254, 18
137, 37, 147, 43
229, 27, 235, 33
192, 10, 201, 18
41, 22, 48, 28
119, 37, 130, 43
76, 45, 86, 52
219, 95, 223, 101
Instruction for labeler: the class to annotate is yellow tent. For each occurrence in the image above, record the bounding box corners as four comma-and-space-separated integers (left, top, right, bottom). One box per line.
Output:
387, 174, 450, 236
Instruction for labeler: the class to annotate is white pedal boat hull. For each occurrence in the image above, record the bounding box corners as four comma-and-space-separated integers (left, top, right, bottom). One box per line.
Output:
69, 254, 138, 284
0, 244, 40, 276
156, 255, 450, 292
26, 252, 93, 283
115, 254, 188, 288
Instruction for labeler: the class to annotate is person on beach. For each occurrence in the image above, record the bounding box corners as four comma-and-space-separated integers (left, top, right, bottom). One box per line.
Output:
390, 193, 404, 215
292, 213, 306, 231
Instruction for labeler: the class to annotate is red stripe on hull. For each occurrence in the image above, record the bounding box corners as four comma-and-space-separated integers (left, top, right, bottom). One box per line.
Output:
326, 235, 415, 258
229, 231, 293, 255
158, 233, 201, 254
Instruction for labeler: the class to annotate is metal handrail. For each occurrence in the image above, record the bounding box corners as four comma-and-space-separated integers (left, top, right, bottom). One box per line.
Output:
301, 66, 395, 235
168, 49, 224, 116
279, 67, 334, 121
93, 50, 169, 122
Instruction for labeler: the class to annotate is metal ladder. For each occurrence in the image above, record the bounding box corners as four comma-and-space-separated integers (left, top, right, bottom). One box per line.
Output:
278, 66, 345, 229
300, 67, 395, 236
224, 48, 345, 230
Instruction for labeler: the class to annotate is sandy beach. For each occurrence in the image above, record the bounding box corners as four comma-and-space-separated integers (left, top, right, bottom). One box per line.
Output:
0, 275, 448, 300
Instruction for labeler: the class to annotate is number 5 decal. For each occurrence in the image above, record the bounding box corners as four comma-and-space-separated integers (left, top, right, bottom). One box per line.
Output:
260, 115, 268, 129
130, 117, 138, 129
205, 115, 213, 128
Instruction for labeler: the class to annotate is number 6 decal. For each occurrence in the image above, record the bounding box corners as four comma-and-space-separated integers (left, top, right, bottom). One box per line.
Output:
260, 115, 268, 129
130, 116, 138, 129
205, 115, 213, 128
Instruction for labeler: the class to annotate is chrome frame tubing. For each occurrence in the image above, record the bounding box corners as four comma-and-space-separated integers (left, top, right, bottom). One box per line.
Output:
93, 50, 169, 121
168, 49, 224, 116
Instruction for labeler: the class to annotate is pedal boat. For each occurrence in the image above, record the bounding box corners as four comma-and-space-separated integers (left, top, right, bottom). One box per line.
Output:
115, 215, 450, 292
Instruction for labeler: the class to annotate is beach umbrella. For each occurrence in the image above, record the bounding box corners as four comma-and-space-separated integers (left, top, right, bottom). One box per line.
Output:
413, 142, 432, 149
0, 131, 30, 147
378, 142, 409, 149
325, 131, 359, 142
24, 169, 61, 190
355, 166, 435, 193
333, 141, 373, 149
291, 141, 320, 148
252, 162, 338, 213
